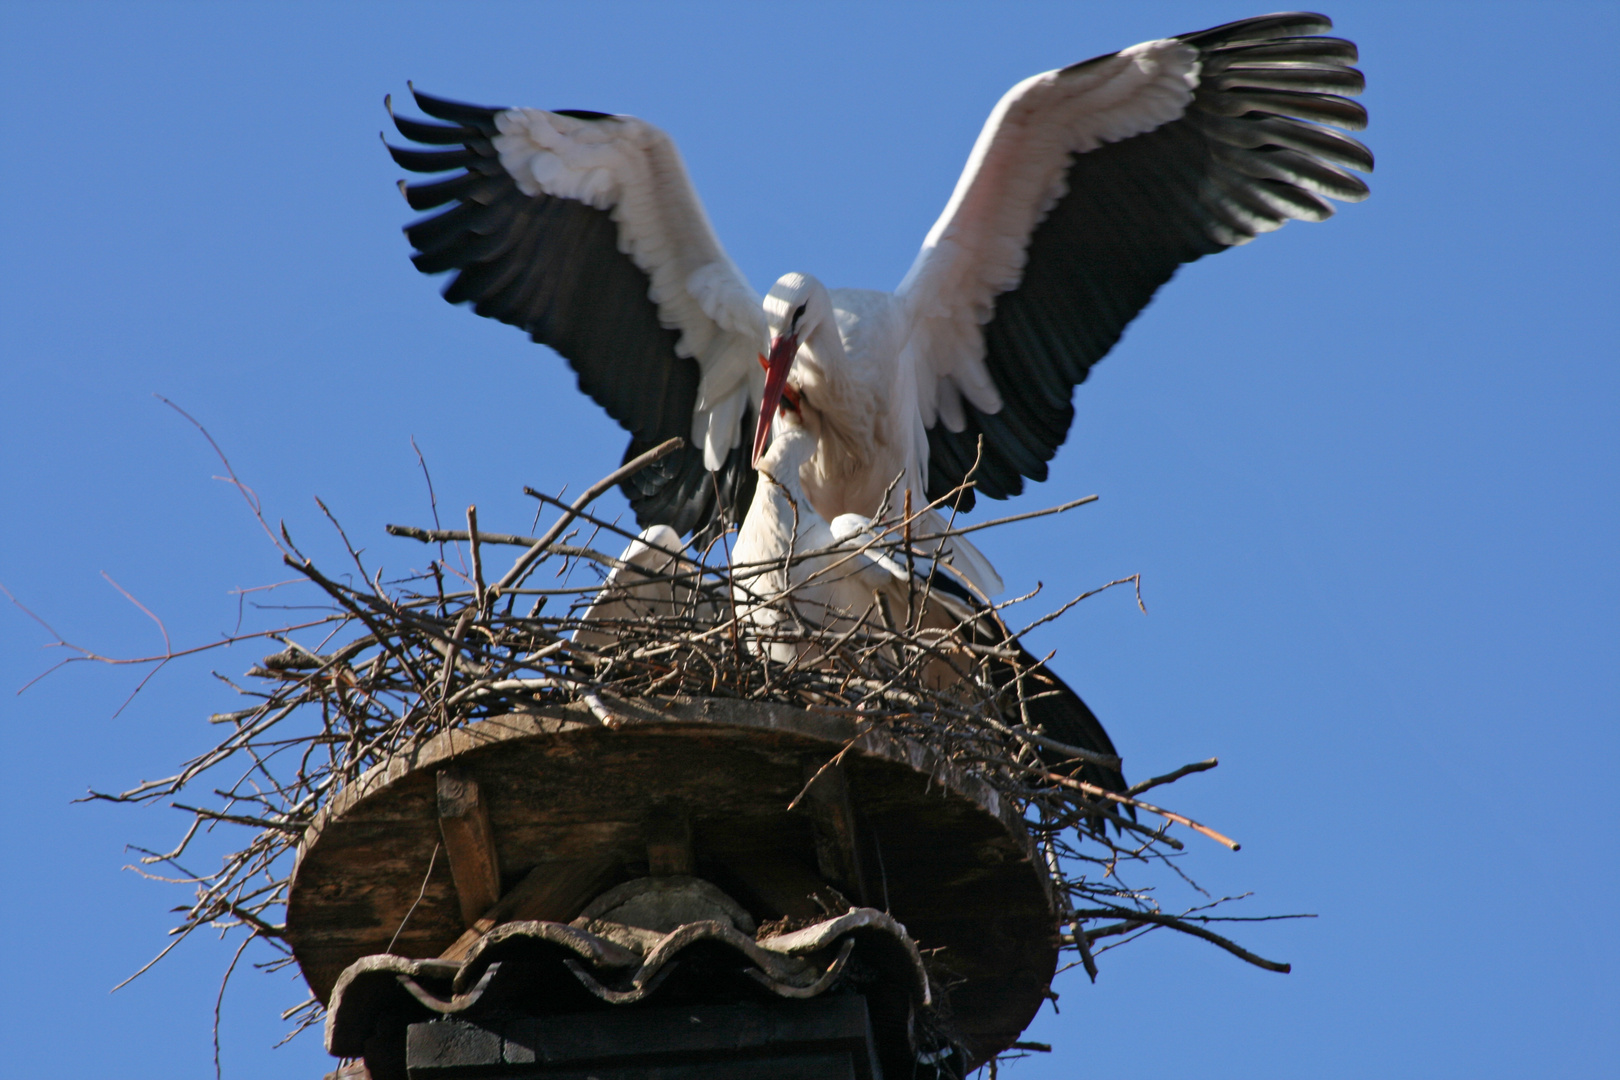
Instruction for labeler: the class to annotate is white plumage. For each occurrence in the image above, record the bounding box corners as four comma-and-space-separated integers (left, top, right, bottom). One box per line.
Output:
390, 12, 1372, 593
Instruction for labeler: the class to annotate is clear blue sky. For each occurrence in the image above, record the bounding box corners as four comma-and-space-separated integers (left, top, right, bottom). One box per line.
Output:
1, 3, 1614, 1077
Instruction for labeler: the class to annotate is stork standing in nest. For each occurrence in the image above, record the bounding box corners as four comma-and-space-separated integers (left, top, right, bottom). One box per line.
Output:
733, 403, 1130, 797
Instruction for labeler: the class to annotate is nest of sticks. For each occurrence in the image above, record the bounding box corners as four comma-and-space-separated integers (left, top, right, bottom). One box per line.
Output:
59, 433, 1302, 1050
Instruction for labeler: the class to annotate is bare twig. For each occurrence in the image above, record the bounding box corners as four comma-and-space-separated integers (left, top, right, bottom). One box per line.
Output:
467, 505, 486, 611
1071, 907, 1291, 973
496, 437, 683, 593
1128, 758, 1219, 798
386, 842, 441, 955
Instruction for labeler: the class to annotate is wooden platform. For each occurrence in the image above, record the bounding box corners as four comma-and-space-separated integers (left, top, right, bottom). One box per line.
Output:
287, 695, 1058, 1065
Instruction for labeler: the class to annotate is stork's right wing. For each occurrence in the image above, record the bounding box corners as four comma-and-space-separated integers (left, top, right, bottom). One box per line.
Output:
898, 13, 1372, 507
387, 89, 767, 541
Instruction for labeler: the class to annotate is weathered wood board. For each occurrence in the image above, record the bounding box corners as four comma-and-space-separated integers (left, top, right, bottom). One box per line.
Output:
287, 695, 1057, 1064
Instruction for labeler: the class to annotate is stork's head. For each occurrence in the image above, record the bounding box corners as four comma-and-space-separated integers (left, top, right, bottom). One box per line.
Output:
754, 273, 829, 464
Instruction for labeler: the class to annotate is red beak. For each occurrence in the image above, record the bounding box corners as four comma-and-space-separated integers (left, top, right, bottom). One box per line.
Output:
752, 333, 798, 465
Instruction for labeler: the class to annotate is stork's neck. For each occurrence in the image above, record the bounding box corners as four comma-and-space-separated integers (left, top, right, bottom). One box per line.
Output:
749, 421, 820, 541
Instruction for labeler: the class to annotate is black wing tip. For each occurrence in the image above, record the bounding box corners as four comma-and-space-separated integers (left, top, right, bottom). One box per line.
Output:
1205, 86, 1369, 131
406, 85, 508, 127
1207, 34, 1360, 66
384, 142, 486, 173
1179, 12, 1334, 48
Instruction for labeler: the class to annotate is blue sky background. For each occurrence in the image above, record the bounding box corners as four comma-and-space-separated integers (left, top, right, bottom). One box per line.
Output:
1, 3, 1614, 1077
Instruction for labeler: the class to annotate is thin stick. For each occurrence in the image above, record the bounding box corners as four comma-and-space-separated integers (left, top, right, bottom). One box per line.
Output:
495, 438, 683, 593
934, 493, 1098, 538
1072, 907, 1290, 973
101, 572, 172, 657
388, 527, 626, 573
154, 395, 284, 554
410, 435, 448, 568
466, 506, 486, 611
1041, 771, 1240, 850
1010, 575, 1143, 641
387, 842, 441, 955
1127, 758, 1219, 798
213, 934, 252, 1080
390, 526, 543, 547
902, 489, 916, 629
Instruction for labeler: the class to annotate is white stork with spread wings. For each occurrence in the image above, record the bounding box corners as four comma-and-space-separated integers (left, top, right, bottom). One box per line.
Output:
388, 11, 1372, 595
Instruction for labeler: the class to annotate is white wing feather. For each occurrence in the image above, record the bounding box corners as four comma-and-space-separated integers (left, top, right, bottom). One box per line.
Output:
493, 109, 767, 469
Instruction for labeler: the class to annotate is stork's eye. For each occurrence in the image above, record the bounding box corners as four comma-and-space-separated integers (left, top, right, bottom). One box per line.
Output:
792, 302, 807, 328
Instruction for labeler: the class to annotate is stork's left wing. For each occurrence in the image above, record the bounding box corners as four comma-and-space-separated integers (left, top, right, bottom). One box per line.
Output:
387, 89, 767, 541
898, 12, 1373, 507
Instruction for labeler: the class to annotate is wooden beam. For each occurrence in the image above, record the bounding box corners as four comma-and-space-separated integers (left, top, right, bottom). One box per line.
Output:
438, 855, 619, 963
800, 759, 870, 906
436, 768, 502, 928
645, 806, 695, 876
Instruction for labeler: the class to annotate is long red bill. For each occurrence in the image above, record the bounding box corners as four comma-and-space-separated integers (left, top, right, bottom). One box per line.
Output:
752, 333, 798, 465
